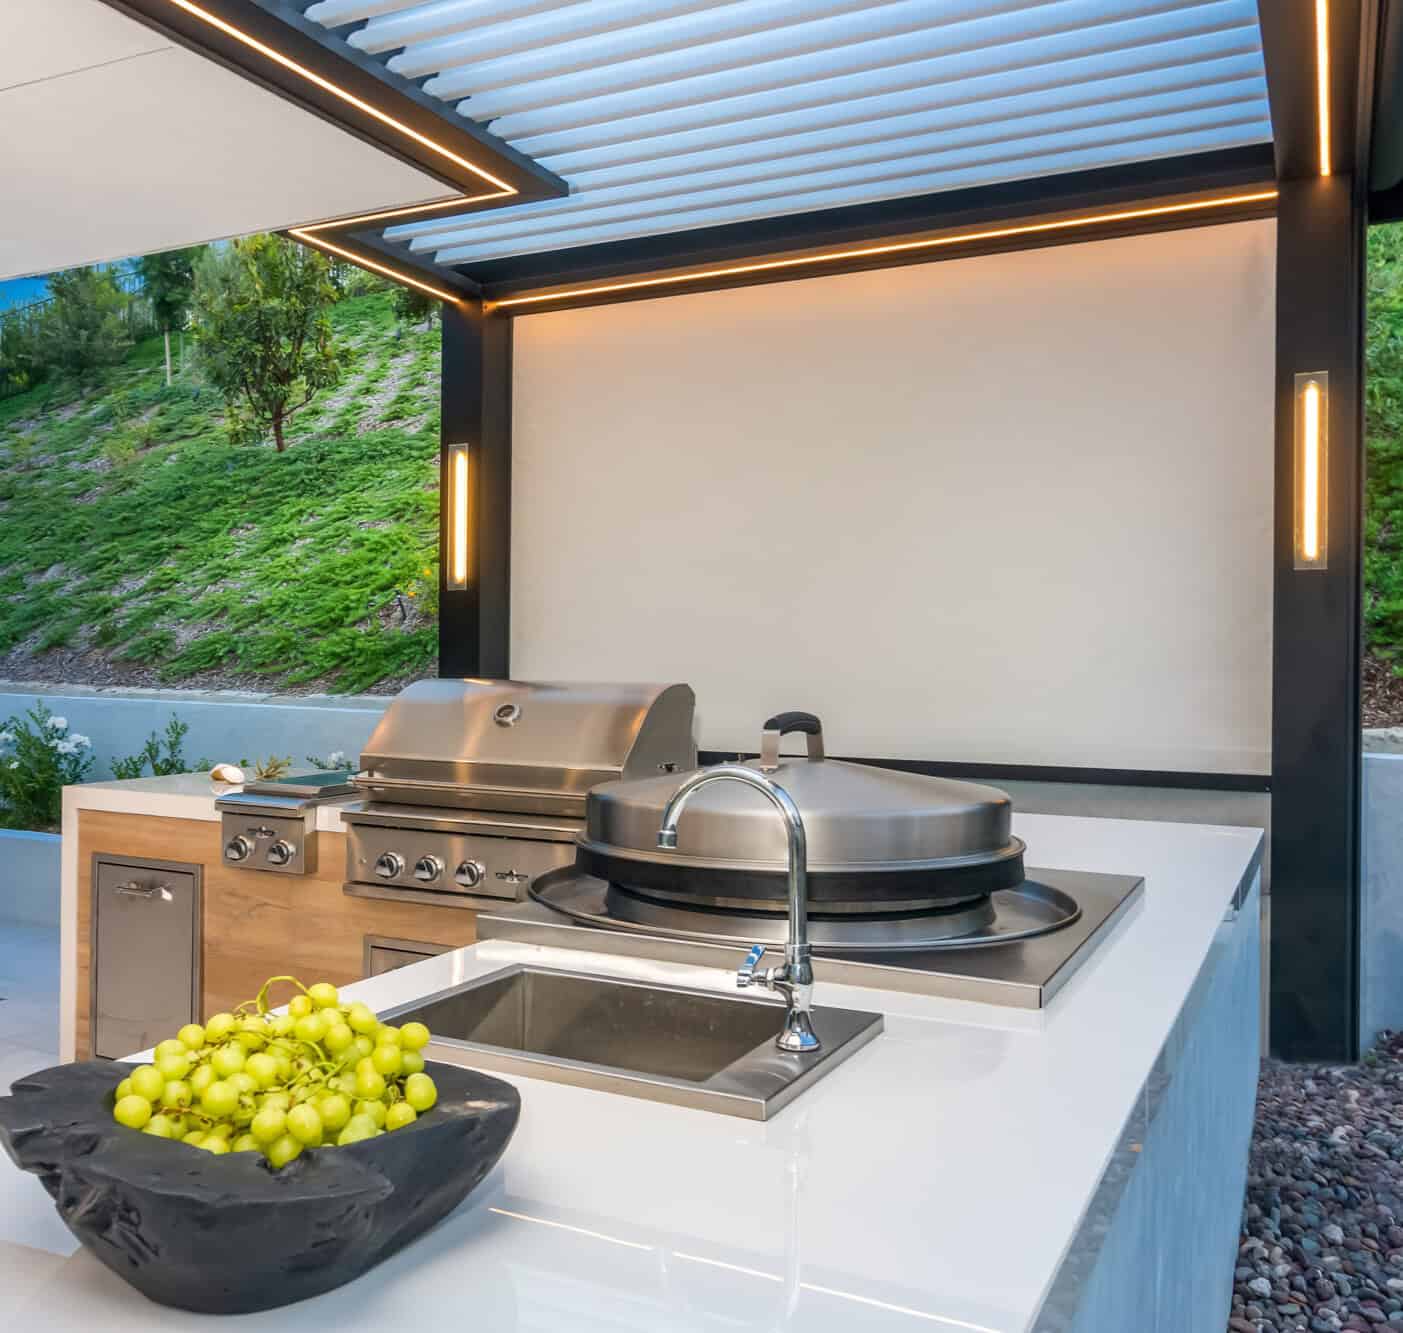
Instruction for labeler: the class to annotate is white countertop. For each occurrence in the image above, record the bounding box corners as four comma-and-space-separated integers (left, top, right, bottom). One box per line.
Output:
23, 811, 1261, 1332
62, 771, 356, 833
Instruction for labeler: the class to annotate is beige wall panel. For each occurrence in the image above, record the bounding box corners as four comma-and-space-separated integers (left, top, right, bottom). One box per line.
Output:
511, 220, 1276, 774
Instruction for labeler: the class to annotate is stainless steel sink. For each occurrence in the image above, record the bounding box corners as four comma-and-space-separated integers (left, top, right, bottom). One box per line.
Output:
380, 964, 883, 1120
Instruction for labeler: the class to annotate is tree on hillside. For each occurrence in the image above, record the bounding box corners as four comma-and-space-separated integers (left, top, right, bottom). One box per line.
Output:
137, 246, 202, 387
393, 284, 439, 330
0, 312, 46, 397
192, 235, 343, 451
37, 267, 131, 382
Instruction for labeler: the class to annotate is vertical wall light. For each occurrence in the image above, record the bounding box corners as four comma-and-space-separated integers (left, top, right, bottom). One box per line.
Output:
1294, 373, 1329, 570
447, 443, 471, 590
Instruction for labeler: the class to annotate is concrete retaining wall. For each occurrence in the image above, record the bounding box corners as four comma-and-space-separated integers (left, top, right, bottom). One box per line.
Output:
0, 830, 61, 927
1363, 751, 1403, 1048
0, 683, 390, 782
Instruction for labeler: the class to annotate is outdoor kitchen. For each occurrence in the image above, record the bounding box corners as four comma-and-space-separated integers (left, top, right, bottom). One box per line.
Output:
3, 672, 1259, 1332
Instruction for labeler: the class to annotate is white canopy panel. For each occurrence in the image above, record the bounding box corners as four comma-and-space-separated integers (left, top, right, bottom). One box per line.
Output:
300, 0, 1274, 267
1, 0, 450, 281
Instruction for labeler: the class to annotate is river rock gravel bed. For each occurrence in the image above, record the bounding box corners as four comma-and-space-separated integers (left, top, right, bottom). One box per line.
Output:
1230, 1033, 1403, 1332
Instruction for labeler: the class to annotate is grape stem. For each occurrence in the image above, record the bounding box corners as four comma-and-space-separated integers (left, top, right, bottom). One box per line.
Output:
254, 975, 312, 1015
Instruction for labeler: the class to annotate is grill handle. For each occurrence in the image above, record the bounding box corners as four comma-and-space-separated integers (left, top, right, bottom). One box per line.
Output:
759, 712, 825, 772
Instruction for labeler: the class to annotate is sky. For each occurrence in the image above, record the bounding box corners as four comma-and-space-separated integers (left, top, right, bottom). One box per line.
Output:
0, 257, 147, 313
0, 277, 48, 312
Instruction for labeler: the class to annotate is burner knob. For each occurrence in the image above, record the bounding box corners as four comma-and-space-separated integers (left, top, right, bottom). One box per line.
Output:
374, 852, 405, 880
266, 840, 295, 868
413, 855, 444, 883
454, 860, 486, 889
225, 835, 253, 863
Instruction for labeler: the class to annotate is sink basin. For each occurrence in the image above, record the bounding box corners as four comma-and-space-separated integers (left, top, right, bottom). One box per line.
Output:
380, 964, 883, 1120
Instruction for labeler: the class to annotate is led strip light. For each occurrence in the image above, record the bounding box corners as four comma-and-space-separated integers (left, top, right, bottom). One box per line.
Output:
287, 226, 466, 303
158, 0, 520, 301
163, 0, 516, 191
488, 189, 1280, 311
1316, 0, 1332, 177
288, 191, 521, 304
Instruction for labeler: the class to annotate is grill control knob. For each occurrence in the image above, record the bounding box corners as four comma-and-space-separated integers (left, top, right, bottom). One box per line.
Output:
413, 855, 444, 883
374, 852, 405, 881
225, 836, 253, 863
454, 860, 486, 889
266, 840, 295, 868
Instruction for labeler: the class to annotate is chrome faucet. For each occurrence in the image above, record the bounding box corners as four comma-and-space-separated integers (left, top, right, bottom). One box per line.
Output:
656, 764, 820, 1054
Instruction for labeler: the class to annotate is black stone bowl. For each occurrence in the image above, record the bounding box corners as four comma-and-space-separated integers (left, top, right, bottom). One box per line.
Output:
0, 1058, 520, 1314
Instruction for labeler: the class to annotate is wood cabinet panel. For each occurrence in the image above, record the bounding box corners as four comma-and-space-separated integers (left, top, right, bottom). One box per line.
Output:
75, 812, 478, 1058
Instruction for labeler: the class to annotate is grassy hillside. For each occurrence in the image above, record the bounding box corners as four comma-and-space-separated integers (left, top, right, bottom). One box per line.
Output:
1367, 226, 1403, 724
0, 289, 439, 694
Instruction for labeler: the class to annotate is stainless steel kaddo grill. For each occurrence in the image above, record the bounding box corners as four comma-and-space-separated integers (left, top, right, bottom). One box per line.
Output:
340, 680, 697, 909
499, 710, 1149, 1010
522, 711, 1142, 967
560, 710, 1051, 950
216, 771, 358, 876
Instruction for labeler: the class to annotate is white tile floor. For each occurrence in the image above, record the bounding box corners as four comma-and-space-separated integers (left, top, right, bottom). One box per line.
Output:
0, 921, 79, 1263
0, 922, 59, 1088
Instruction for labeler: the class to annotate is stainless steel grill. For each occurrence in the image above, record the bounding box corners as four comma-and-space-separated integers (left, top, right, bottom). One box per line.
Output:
342, 679, 696, 908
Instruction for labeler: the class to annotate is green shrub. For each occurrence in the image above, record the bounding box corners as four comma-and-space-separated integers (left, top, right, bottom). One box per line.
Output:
392, 285, 438, 328
304, 750, 350, 771
110, 716, 214, 779
102, 431, 138, 467
37, 268, 132, 382
0, 314, 47, 398
0, 702, 94, 831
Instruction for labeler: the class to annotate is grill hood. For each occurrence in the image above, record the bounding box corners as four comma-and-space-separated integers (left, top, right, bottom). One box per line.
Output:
355, 679, 696, 817
578, 712, 1024, 911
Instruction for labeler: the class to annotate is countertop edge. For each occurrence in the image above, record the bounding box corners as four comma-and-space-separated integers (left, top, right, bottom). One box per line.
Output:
1027, 863, 1262, 1330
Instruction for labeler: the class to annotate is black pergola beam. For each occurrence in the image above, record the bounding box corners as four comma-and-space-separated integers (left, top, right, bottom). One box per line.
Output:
292, 227, 481, 304
1258, 0, 1376, 1060
98, 0, 563, 202
1269, 175, 1367, 1062
438, 303, 511, 679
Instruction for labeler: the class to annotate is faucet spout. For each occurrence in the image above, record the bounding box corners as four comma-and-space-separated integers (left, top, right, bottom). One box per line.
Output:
657, 764, 819, 1054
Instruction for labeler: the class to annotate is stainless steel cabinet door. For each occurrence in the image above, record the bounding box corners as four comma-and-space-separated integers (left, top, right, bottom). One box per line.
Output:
363, 935, 450, 977
92, 858, 200, 1059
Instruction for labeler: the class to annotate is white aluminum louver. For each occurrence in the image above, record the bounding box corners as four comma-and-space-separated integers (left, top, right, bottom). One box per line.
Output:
300, 0, 1272, 267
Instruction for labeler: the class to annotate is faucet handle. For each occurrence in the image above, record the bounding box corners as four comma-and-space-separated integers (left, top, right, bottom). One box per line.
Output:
736, 943, 767, 989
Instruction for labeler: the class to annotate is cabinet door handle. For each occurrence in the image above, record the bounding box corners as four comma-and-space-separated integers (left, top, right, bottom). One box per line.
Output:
114, 881, 173, 902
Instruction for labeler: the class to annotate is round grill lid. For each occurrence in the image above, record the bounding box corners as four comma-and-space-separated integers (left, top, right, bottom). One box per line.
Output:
581, 712, 1023, 877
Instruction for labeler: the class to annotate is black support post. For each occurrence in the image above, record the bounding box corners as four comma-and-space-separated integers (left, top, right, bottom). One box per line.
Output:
1269, 174, 1367, 1060
438, 301, 512, 679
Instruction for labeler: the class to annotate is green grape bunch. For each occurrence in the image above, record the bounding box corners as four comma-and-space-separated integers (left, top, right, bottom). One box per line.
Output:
110, 976, 438, 1168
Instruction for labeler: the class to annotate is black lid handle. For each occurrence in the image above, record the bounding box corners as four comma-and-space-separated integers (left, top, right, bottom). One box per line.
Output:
759, 712, 825, 772
763, 711, 821, 736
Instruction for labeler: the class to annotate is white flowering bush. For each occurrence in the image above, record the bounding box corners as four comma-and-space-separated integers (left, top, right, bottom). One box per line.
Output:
0, 701, 94, 831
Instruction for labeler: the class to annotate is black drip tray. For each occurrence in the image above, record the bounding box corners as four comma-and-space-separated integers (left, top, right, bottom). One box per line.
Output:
487, 867, 1147, 1010
534, 874, 1082, 952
